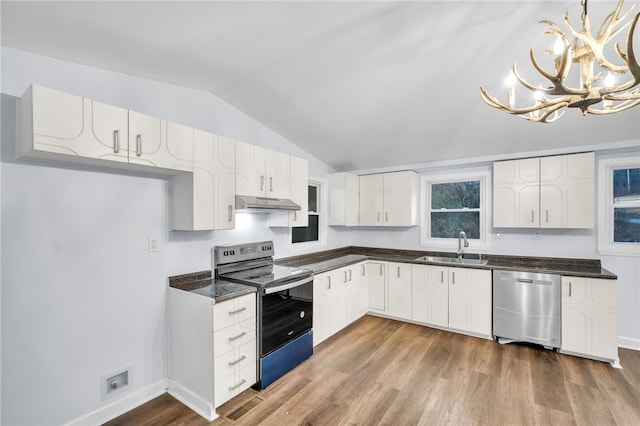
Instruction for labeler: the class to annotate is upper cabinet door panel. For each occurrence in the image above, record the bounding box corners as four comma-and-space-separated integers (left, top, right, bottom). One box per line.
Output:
32, 85, 84, 142
91, 100, 129, 162
235, 141, 266, 197
128, 110, 163, 167
518, 157, 540, 182
567, 152, 595, 180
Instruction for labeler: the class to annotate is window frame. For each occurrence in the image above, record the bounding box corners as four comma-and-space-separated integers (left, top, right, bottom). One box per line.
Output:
598, 156, 640, 256
289, 177, 327, 252
420, 170, 491, 250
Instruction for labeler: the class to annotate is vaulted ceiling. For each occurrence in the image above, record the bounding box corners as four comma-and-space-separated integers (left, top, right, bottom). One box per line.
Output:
2, 1, 639, 172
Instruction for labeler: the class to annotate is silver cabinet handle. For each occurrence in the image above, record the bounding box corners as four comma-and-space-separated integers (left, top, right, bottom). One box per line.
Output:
228, 307, 247, 316
379, 264, 384, 275
452, 272, 456, 285
441, 271, 444, 283
343, 271, 348, 283
546, 209, 549, 223
377, 212, 381, 223
228, 332, 247, 342
327, 276, 331, 289
293, 211, 297, 221
361, 265, 365, 276
260, 175, 265, 191
136, 134, 142, 157
385, 212, 389, 222
269, 176, 273, 192
531, 209, 535, 223
229, 379, 247, 391
348, 269, 352, 281
569, 281, 572, 297
228, 205, 233, 222
228, 355, 247, 367
113, 130, 120, 153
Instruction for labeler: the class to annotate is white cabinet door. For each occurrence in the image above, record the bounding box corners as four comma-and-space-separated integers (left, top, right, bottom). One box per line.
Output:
411, 264, 429, 324
366, 262, 386, 312
427, 265, 449, 328
289, 156, 308, 227
494, 157, 540, 228
561, 277, 618, 362
328, 172, 360, 226
383, 171, 417, 227
313, 271, 332, 346
265, 149, 290, 199
236, 140, 266, 197
359, 174, 384, 226
448, 268, 492, 336
90, 99, 129, 162
387, 262, 412, 320
346, 263, 368, 324
127, 110, 164, 167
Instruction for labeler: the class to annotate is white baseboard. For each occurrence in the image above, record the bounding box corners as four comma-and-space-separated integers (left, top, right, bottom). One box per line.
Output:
619, 336, 640, 351
65, 379, 167, 426
167, 379, 217, 421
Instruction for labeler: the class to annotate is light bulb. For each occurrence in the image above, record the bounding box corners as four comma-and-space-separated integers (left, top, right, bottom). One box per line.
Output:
534, 90, 544, 101
553, 37, 565, 55
505, 71, 517, 87
604, 72, 615, 87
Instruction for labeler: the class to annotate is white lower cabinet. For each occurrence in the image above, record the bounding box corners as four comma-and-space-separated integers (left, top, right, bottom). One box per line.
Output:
346, 263, 369, 324
561, 276, 619, 364
410, 264, 492, 337
365, 262, 387, 313
313, 268, 346, 346
387, 262, 412, 320
168, 290, 256, 421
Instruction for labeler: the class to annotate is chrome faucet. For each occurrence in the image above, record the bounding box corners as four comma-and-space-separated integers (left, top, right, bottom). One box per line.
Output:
457, 231, 469, 259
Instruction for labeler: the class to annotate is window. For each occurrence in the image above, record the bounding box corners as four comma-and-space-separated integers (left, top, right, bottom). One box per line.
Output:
421, 171, 490, 249
598, 157, 640, 256
291, 179, 325, 249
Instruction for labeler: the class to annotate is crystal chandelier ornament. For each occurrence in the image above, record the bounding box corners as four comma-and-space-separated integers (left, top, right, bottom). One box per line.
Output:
480, 0, 640, 123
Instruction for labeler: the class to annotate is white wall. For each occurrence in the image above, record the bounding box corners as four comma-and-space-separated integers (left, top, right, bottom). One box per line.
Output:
0, 47, 348, 425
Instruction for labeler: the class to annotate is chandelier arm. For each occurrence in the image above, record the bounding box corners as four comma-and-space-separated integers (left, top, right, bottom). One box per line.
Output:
480, 86, 573, 116
587, 98, 640, 114
529, 48, 586, 95
511, 63, 546, 93
603, 13, 640, 95
597, 0, 635, 40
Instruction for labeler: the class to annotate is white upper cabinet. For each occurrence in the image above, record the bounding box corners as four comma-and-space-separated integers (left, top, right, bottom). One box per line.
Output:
328, 172, 360, 226
493, 152, 594, 229
19, 85, 130, 163
170, 132, 236, 231
236, 141, 290, 199
19, 84, 198, 173
358, 171, 417, 227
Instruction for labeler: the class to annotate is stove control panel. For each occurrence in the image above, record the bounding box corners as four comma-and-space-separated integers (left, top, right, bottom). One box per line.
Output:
215, 241, 275, 266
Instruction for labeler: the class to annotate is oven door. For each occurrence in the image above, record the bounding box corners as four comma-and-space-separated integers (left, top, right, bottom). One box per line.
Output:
259, 276, 313, 357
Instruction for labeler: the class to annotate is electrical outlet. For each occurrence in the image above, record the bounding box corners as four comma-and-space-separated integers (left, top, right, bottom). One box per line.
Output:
148, 237, 159, 252
101, 368, 130, 400
533, 231, 541, 240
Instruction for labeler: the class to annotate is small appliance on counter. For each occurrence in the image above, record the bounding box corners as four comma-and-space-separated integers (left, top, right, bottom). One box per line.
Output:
214, 241, 314, 389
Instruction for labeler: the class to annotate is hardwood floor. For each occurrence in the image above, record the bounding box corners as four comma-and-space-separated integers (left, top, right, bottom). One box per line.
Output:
105, 315, 640, 425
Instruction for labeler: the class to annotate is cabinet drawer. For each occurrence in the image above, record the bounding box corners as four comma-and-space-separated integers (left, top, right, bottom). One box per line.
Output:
214, 318, 256, 357
213, 293, 256, 331
214, 363, 257, 408
214, 339, 257, 380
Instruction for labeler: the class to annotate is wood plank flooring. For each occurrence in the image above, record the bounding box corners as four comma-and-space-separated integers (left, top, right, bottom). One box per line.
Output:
104, 315, 640, 426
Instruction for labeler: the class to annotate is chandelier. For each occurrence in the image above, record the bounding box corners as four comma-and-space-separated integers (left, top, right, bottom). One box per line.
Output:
480, 0, 640, 123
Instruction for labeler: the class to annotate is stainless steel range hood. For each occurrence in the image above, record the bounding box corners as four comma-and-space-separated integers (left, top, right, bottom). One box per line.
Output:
235, 195, 301, 212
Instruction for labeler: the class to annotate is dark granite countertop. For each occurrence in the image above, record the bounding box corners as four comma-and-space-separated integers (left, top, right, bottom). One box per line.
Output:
167, 270, 256, 303
276, 246, 617, 279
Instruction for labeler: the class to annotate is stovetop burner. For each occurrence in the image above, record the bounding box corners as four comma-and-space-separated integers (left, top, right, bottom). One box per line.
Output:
214, 241, 312, 288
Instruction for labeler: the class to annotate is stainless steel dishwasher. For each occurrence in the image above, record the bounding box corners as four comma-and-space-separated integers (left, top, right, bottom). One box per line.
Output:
492, 270, 561, 348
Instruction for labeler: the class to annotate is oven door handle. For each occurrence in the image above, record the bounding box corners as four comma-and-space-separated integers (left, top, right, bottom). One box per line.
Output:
263, 276, 313, 295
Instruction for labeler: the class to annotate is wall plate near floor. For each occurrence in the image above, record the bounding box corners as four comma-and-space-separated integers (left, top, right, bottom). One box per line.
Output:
101, 367, 131, 401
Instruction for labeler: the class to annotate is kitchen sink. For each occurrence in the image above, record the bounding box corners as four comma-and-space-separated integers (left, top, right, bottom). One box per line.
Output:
414, 255, 488, 266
